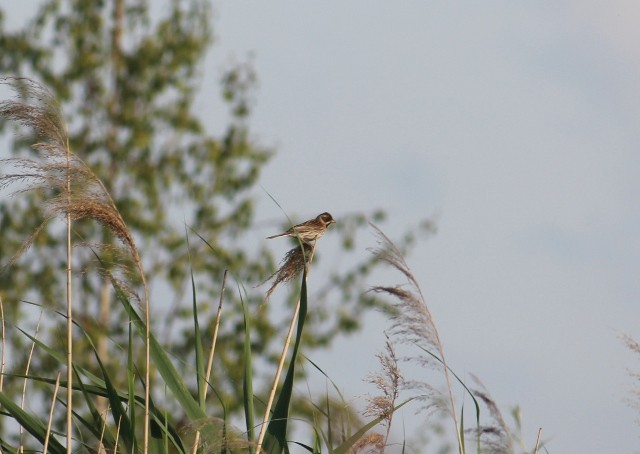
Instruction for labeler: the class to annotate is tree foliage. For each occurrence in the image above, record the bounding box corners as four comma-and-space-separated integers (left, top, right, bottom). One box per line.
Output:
0, 0, 428, 421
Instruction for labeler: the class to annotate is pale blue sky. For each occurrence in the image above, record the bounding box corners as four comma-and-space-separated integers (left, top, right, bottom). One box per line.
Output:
208, 2, 640, 452
4, 1, 640, 452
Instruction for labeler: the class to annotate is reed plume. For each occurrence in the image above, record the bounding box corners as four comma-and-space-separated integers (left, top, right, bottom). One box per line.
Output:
362, 336, 402, 453
369, 224, 464, 454
263, 241, 313, 300
621, 334, 640, 419
0, 77, 151, 451
0, 78, 138, 266
469, 376, 515, 454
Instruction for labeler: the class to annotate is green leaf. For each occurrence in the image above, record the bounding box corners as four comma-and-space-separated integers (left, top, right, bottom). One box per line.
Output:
92, 335, 136, 451
264, 267, 309, 453
186, 228, 206, 409
0, 391, 65, 454
241, 291, 255, 448
415, 344, 481, 429
72, 367, 118, 451
112, 282, 204, 417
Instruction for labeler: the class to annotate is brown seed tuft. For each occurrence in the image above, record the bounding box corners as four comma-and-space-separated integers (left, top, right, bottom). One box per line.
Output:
264, 241, 313, 300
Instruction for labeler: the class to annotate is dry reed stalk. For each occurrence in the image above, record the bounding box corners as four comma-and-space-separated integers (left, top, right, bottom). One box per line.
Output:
256, 241, 317, 452
98, 406, 109, 454
1, 78, 151, 453
469, 376, 514, 454
43, 372, 62, 454
533, 428, 542, 454
350, 432, 385, 454
65, 127, 73, 454
0, 296, 5, 393
192, 269, 228, 454
114, 414, 122, 454
363, 336, 402, 450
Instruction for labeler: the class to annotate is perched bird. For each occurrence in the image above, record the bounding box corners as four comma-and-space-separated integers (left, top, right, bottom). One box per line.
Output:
267, 212, 336, 242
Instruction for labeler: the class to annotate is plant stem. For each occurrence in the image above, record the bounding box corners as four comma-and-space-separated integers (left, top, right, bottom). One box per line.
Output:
192, 270, 228, 454
0, 296, 5, 393
44, 373, 62, 454
256, 242, 316, 452
534, 427, 542, 454
65, 133, 73, 454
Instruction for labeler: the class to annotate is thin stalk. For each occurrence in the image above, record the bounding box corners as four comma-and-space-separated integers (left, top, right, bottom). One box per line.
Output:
534, 428, 542, 454
98, 406, 109, 454
65, 131, 73, 454
256, 242, 317, 452
415, 285, 462, 454
43, 373, 62, 454
439, 343, 462, 453
114, 414, 122, 453
0, 296, 5, 393
192, 270, 228, 454
141, 270, 150, 454
372, 225, 463, 453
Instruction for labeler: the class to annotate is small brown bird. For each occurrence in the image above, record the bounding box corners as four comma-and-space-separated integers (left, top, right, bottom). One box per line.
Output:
267, 212, 336, 242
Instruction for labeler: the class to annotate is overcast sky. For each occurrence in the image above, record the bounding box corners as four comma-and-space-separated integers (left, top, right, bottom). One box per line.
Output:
4, 1, 640, 452
208, 2, 640, 452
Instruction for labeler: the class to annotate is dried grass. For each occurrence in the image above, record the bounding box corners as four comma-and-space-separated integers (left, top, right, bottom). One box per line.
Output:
622, 333, 640, 419
469, 376, 515, 454
1, 77, 151, 451
0, 77, 140, 269
263, 241, 313, 300
364, 336, 402, 445
350, 432, 385, 454
369, 224, 463, 453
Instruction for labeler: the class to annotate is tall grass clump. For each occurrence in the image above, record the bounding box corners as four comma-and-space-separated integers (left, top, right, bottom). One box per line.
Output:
0, 78, 369, 453
369, 224, 465, 453
0, 77, 151, 451
0, 78, 544, 454
366, 225, 543, 453
258, 237, 317, 452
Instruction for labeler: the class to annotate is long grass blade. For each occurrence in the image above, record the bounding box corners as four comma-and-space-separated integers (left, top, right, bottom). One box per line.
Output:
20, 311, 43, 451
263, 267, 309, 453
185, 229, 206, 408
332, 399, 413, 454
111, 281, 207, 421
10, 367, 186, 453
415, 344, 481, 429
0, 391, 66, 454
72, 368, 118, 451
91, 338, 135, 451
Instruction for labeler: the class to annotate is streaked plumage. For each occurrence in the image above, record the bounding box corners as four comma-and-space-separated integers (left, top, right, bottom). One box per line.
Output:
267, 212, 335, 242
